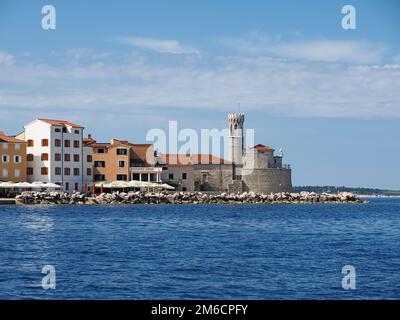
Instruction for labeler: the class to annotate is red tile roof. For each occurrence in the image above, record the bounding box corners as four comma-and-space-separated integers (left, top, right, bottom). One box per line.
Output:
83, 137, 96, 145
252, 144, 275, 151
39, 119, 83, 128
161, 154, 230, 166
0, 132, 26, 143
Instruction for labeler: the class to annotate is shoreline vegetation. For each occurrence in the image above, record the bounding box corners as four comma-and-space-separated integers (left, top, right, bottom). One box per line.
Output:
14, 191, 367, 205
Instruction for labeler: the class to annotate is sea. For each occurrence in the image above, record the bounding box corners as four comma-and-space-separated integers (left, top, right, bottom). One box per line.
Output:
0, 197, 399, 299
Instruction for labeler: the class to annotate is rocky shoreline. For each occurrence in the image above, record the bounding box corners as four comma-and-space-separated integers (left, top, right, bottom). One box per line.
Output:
15, 191, 367, 205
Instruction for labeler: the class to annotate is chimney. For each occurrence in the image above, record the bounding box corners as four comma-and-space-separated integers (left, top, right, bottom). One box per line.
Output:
87, 134, 92, 139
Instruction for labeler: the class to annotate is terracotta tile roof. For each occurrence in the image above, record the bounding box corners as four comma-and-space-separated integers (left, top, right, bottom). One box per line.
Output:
130, 144, 153, 164
252, 144, 275, 151
39, 119, 83, 128
161, 154, 230, 166
0, 132, 26, 143
83, 137, 96, 145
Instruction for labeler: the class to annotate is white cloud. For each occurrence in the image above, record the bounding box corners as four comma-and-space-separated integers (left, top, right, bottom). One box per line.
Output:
0, 49, 399, 119
0, 51, 15, 65
218, 33, 386, 64
276, 40, 385, 64
116, 36, 199, 54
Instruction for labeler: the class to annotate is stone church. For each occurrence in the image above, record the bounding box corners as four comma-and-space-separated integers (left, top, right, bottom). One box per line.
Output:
157, 113, 292, 193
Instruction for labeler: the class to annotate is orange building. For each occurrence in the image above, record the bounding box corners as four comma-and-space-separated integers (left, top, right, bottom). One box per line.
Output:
0, 132, 27, 182
87, 137, 162, 182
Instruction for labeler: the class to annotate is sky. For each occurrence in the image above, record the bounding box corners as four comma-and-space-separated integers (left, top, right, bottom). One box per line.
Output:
0, 0, 399, 189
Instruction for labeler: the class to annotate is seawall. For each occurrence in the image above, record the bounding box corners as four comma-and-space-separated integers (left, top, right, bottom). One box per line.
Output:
15, 191, 366, 205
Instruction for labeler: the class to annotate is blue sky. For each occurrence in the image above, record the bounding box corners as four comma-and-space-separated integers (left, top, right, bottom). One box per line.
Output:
0, 0, 399, 189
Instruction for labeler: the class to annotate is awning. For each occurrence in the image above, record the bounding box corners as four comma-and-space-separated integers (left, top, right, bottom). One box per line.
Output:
94, 180, 175, 190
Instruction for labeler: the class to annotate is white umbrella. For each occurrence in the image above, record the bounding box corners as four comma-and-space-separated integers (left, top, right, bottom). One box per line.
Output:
0, 182, 17, 188
30, 182, 61, 189
43, 182, 62, 189
13, 182, 33, 188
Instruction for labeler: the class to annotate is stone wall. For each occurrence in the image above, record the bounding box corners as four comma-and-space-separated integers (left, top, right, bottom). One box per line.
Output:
160, 165, 194, 191
193, 164, 233, 192
242, 168, 292, 193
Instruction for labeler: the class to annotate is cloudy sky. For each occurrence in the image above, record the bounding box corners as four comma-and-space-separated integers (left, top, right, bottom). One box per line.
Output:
0, 0, 399, 189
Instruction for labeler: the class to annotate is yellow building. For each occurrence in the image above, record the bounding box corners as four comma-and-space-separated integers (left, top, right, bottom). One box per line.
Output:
0, 132, 27, 182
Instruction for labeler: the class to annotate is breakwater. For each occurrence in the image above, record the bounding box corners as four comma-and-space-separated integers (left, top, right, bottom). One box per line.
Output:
15, 191, 366, 205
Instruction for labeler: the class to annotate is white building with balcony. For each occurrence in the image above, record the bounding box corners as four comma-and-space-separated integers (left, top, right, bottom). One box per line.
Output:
19, 119, 87, 192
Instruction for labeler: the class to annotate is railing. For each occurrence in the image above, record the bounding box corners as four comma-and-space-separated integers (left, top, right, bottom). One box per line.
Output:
283, 164, 291, 169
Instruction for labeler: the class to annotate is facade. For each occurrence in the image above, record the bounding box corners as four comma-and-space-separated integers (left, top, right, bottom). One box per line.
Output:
0, 132, 27, 182
20, 119, 87, 192
158, 113, 292, 193
89, 138, 162, 183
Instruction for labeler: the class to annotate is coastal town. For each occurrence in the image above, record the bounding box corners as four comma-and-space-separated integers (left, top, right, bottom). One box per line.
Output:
0, 113, 293, 197
0, 113, 366, 205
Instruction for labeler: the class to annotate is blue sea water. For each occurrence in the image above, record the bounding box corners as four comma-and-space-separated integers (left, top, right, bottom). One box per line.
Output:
0, 198, 399, 300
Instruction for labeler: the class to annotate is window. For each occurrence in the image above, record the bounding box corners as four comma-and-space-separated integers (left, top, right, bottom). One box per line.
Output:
2, 143, 8, 150
55, 167, 61, 175
64, 154, 71, 162
169, 173, 174, 180
116, 174, 127, 181
116, 148, 127, 155
87, 155, 92, 162
27, 154, 34, 161
62, 127, 67, 133
27, 167, 33, 175
132, 173, 140, 181
41, 167, 48, 175
2, 168, 8, 178
55, 153, 61, 161
64, 140, 71, 148
27, 139, 34, 147
41, 139, 49, 147
118, 160, 125, 168
14, 155, 21, 163
41, 153, 49, 161
87, 168, 92, 176
74, 130, 80, 134
64, 168, 70, 176
94, 174, 105, 181
96, 148, 105, 153
182, 173, 187, 180
131, 160, 143, 167
74, 183, 79, 191
73, 140, 80, 148
182, 187, 187, 191
65, 182, 69, 190
55, 128, 61, 133
73, 154, 80, 162
2, 155, 9, 163
55, 139, 61, 147
73, 168, 80, 176
14, 169, 20, 178
15, 144, 20, 151
94, 161, 105, 168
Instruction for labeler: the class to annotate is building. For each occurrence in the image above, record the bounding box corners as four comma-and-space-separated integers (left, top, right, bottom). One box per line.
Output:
18, 119, 87, 192
83, 134, 95, 191
89, 138, 162, 183
0, 132, 27, 182
158, 154, 230, 191
158, 112, 292, 193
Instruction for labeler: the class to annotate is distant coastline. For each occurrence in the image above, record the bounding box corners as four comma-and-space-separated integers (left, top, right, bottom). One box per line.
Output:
293, 186, 400, 197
